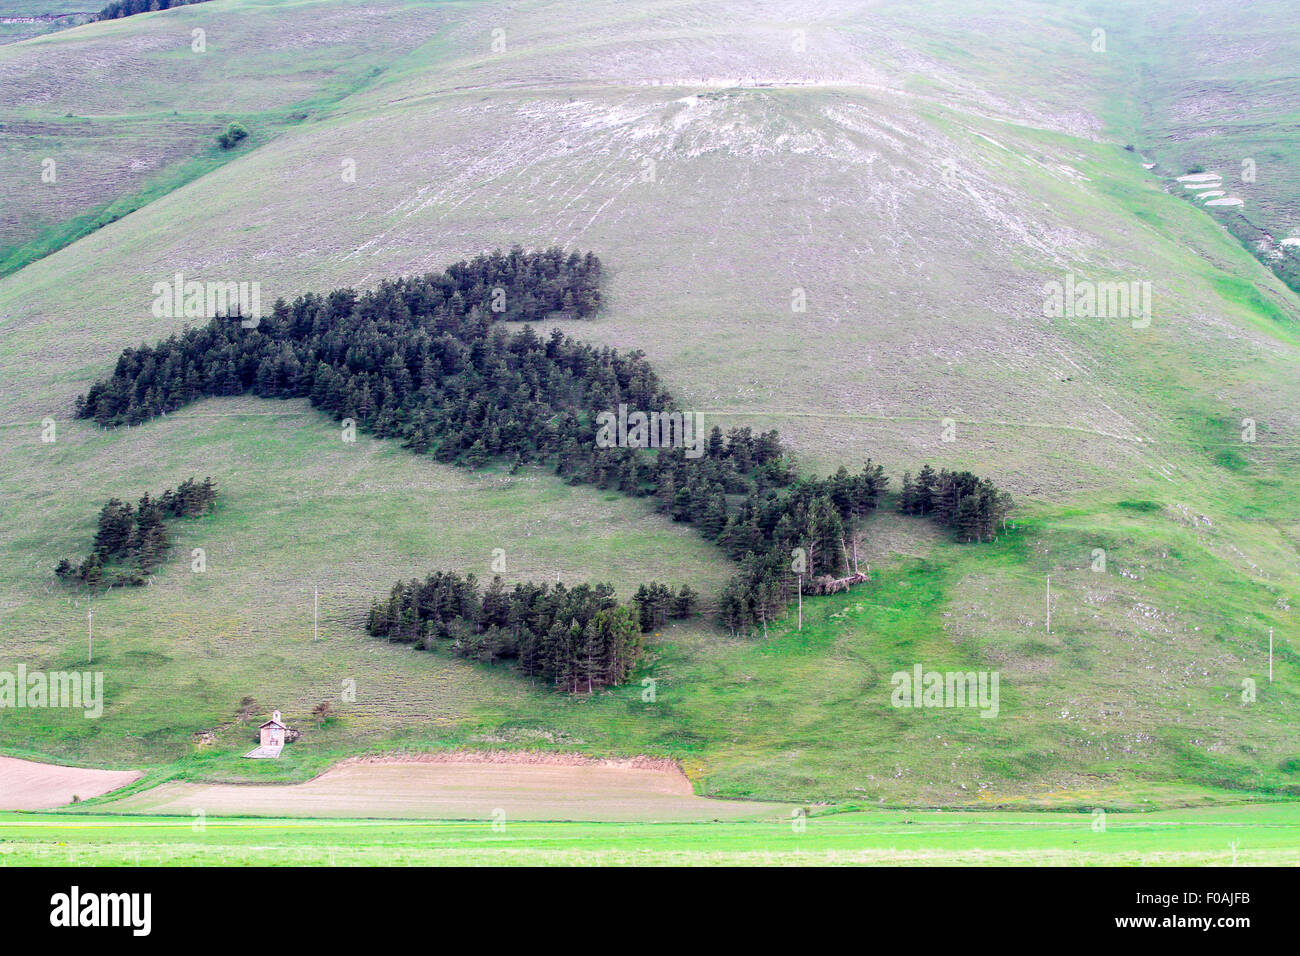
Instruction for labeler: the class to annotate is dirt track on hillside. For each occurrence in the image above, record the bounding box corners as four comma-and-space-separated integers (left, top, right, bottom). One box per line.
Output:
0, 756, 141, 810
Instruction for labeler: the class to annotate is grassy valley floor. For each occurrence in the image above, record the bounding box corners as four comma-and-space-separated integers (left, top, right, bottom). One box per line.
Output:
3, 801, 1298, 866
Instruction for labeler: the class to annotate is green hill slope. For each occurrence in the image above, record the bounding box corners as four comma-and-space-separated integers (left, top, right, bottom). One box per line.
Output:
1, 0, 1298, 806
0, 0, 458, 274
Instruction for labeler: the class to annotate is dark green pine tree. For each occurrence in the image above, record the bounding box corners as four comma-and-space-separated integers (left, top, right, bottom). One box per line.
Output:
673, 584, 698, 618
698, 493, 728, 539
915, 464, 938, 516
92, 499, 135, 558
898, 472, 916, 515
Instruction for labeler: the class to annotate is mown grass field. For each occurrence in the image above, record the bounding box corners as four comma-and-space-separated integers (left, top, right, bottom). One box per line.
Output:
3, 802, 1298, 866
1, 0, 1299, 820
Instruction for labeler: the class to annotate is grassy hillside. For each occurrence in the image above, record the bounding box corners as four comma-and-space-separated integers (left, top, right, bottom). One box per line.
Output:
1114, 0, 1300, 289
0, 0, 459, 273
0, 2, 95, 46
1, 0, 1298, 807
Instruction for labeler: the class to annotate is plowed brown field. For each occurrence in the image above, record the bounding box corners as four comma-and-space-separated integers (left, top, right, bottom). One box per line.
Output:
100, 752, 783, 822
0, 756, 141, 810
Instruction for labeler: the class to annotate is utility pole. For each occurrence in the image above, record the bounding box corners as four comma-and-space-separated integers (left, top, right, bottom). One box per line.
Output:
1045, 575, 1051, 635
